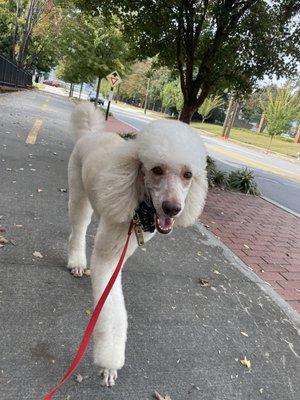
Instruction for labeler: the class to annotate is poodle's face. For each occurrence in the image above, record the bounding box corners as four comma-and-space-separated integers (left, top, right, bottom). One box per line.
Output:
142, 163, 193, 234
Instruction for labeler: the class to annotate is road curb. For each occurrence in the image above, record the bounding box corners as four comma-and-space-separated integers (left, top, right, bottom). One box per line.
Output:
195, 221, 300, 330
261, 195, 300, 218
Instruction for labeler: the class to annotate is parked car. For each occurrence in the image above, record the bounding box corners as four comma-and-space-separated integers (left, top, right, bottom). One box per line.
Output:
89, 92, 105, 105
43, 80, 61, 87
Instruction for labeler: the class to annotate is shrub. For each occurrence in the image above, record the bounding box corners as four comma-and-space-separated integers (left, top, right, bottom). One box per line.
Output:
227, 168, 260, 195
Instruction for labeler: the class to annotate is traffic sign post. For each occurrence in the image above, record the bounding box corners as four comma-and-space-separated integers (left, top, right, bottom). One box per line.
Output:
105, 71, 122, 121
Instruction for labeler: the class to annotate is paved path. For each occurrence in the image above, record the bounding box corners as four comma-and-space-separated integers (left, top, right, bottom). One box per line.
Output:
201, 190, 300, 313
0, 90, 299, 400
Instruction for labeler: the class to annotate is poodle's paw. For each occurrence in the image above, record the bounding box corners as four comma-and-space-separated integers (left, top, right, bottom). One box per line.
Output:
99, 368, 118, 387
69, 266, 85, 277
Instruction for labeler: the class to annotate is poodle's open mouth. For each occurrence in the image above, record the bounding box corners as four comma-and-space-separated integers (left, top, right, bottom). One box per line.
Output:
155, 215, 175, 234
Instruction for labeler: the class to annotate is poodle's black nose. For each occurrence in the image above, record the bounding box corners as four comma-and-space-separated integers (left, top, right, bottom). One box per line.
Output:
162, 201, 181, 217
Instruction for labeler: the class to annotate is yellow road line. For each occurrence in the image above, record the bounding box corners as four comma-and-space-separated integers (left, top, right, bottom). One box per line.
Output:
26, 119, 43, 145
206, 143, 300, 184
41, 103, 48, 111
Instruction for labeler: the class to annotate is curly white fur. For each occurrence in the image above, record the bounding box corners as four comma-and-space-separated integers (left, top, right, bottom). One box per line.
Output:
67, 103, 207, 386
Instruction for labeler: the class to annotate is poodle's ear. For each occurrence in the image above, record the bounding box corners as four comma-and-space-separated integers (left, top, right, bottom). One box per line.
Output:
176, 171, 208, 227
94, 142, 143, 224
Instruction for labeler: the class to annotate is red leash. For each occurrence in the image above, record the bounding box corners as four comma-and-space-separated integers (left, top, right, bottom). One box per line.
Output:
43, 221, 133, 400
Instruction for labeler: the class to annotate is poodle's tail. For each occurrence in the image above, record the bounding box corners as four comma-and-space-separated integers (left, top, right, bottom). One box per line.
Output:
70, 102, 105, 142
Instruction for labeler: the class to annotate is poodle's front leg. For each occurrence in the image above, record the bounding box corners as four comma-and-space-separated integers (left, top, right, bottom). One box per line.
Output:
91, 220, 137, 387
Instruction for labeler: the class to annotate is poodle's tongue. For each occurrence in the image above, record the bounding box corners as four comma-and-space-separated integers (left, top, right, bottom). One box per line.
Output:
156, 215, 174, 234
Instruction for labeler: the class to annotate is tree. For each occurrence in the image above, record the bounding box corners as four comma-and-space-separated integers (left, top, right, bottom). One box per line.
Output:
77, 0, 300, 124
198, 94, 224, 123
118, 60, 152, 104
57, 10, 129, 101
0, 0, 62, 72
161, 79, 183, 115
261, 83, 300, 150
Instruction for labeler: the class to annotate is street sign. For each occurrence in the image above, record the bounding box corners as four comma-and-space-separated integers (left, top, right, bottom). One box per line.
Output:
106, 71, 122, 87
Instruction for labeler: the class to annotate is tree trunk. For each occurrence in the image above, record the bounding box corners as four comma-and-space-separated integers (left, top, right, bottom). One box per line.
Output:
17, 0, 36, 67
266, 135, 273, 152
222, 97, 234, 136
179, 103, 196, 124
94, 76, 101, 107
224, 100, 239, 138
257, 113, 266, 133
12, 0, 21, 62
294, 124, 300, 143
79, 82, 83, 99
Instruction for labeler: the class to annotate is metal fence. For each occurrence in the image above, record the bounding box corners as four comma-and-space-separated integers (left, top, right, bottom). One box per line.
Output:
0, 55, 32, 88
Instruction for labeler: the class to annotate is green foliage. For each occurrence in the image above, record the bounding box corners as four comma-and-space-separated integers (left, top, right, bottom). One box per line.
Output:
227, 169, 260, 195
118, 60, 152, 100
206, 156, 259, 195
77, 0, 300, 123
119, 131, 137, 140
261, 83, 300, 138
198, 95, 224, 122
161, 79, 183, 113
0, 0, 14, 59
206, 156, 227, 189
57, 11, 128, 84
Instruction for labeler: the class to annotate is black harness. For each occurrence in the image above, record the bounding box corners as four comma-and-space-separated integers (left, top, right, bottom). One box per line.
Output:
134, 200, 156, 233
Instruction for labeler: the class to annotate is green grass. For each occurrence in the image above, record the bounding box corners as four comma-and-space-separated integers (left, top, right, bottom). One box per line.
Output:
192, 122, 300, 158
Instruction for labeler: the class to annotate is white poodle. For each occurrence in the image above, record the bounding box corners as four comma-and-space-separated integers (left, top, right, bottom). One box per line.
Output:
67, 103, 207, 387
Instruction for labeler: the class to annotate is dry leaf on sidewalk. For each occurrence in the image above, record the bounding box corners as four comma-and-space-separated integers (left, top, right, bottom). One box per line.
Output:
154, 391, 172, 400
199, 278, 210, 287
33, 251, 43, 258
240, 356, 251, 368
74, 373, 83, 383
0, 235, 9, 244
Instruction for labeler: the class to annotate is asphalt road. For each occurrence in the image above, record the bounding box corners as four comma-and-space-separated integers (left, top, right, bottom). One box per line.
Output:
110, 104, 300, 215
0, 89, 299, 400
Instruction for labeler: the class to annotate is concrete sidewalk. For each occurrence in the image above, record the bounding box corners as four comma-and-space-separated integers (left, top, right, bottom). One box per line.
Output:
0, 90, 299, 400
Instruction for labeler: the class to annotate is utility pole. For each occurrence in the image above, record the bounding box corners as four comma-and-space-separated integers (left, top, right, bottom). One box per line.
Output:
144, 78, 150, 114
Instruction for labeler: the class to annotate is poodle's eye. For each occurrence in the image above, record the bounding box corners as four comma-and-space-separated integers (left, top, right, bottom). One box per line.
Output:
183, 171, 193, 179
152, 166, 164, 176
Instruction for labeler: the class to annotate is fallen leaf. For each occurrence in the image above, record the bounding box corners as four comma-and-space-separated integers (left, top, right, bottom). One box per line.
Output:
85, 309, 92, 316
199, 278, 210, 287
83, 268, 91, 276
0, 235, 9, 244
240, 331, 249, 337
154, 391, 172, 400
37, 188, 43, 193
74, 373, 83, 383
33, 251, 43, 258
240, 356, 251, 368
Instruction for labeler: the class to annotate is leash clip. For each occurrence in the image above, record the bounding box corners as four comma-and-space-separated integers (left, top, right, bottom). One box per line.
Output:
133, 212, 145, 246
